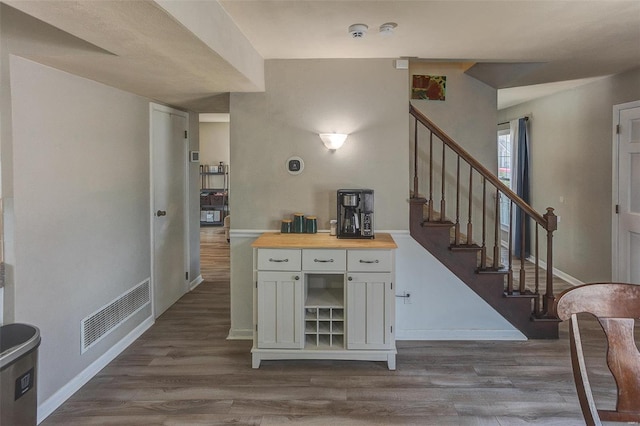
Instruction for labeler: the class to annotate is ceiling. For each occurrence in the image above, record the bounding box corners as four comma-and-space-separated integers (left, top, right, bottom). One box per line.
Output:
4, 1, 639, 111
220, 0, 640, 108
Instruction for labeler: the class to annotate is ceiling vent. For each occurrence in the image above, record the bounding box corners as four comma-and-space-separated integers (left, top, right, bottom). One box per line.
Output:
348, 24, 368, 38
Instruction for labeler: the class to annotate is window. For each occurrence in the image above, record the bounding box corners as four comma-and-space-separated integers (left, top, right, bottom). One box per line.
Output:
497, 129, 511, 227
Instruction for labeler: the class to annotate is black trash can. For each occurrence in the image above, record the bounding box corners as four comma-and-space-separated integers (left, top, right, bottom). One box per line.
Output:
1, 323, 41, 426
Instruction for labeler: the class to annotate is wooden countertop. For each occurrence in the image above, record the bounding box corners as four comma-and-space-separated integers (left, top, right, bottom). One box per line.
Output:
251, 232, 397, 249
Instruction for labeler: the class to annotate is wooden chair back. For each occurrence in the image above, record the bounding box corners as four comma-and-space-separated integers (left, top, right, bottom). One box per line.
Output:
555, 282, 640, 426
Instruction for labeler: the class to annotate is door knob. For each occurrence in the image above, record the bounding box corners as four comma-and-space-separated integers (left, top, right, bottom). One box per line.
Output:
156, 210, 167, 217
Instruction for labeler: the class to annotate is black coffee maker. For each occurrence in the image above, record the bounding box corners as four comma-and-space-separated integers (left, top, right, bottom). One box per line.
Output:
337, 189, 374, 239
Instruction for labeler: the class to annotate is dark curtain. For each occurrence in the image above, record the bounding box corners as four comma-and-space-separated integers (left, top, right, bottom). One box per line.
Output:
514, 118, 530, 258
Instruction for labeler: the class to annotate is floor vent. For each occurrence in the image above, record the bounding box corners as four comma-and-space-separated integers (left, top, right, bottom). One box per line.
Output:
81, 279, 150, 353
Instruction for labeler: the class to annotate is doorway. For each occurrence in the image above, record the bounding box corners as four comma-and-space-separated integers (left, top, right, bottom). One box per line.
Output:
612, 100, 640, 283
199, 113, 231, 281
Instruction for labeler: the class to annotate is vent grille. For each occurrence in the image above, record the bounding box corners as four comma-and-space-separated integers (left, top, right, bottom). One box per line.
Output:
81, 279, 150, 353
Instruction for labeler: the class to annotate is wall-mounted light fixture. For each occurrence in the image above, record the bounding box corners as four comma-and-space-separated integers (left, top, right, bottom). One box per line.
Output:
319, 133, 348, 150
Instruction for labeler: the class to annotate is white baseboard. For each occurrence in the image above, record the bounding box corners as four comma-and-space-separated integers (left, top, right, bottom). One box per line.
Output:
396, 329, 527, 341
189, 274, 204, 291
227, 328, 253, 340
526, 256, 583, 287
37, 316, 154, 424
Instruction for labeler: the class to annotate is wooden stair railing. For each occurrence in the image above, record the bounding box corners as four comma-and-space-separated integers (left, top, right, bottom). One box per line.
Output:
410, 104, 558, 319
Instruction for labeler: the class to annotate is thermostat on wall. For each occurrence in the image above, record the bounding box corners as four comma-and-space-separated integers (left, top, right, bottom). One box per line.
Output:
286, 156, 304, 175
190, 151, 200, 162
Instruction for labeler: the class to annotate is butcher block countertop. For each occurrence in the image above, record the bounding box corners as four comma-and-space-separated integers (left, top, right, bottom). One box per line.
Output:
251, 232, 397, 249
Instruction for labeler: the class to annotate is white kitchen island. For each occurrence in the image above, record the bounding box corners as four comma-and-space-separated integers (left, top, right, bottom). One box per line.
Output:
251, 232, 397, 370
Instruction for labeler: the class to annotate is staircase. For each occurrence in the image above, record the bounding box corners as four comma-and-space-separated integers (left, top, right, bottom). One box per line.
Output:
409, 104, 560, 339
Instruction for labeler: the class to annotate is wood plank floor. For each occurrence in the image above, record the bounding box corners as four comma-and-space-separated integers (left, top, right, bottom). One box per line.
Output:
42, 229, 635, 425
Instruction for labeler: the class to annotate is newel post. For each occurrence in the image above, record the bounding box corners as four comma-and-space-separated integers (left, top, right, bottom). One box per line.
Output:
543, 207, 558, 315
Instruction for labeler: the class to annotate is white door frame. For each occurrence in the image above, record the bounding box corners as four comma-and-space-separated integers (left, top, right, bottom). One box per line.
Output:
149, 102, 190, 318
611, 100, 640, 282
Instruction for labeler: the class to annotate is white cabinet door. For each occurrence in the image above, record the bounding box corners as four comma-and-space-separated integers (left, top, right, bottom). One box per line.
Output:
257, 271, 304, 349
346, 273, 393, 350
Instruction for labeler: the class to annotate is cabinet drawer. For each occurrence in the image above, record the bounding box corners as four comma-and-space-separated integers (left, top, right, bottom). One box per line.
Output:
347, 250, 392, 272
257, 249, 301, 271
302, 249, 346, 271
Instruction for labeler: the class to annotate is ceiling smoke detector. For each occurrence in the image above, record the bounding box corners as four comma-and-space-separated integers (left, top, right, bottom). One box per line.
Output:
379, 22, 397, 36
348, 23, 368, 38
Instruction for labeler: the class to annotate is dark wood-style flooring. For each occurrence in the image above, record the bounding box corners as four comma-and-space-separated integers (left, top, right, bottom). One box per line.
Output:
42, 228, 634, 425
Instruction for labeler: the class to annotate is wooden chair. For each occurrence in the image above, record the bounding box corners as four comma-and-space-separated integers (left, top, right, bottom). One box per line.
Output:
555, 282, 640, 425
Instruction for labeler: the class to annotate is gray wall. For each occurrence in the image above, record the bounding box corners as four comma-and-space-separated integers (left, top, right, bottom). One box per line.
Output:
1, 7, 201, 412
498, 67, 640, 282
228, 58, 410, 336
231, 59, 410, 231
409, 62, 498, 247
188, 112, 201, 283
200, 122, 230, 168
9, 55, 153, 406
410, 62, 498, 171
200, 121, 230, 194
226, 58, 519, 340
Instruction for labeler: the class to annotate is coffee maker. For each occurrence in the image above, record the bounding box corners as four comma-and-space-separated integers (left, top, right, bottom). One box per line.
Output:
337, 189, 374, 239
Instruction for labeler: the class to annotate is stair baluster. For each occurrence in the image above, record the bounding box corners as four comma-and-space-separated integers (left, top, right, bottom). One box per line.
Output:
481, 177, 487, 269
409, 104, 560, 338
467, 165, 473, 245
519, 209, 527, 294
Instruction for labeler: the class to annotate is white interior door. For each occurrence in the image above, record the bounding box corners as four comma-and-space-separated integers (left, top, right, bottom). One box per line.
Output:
614, 101, 640, 283
151, 104, 188, 317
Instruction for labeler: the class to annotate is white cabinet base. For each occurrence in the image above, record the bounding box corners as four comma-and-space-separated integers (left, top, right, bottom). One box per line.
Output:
251, 347, 396, 370
251, 233, 398, 371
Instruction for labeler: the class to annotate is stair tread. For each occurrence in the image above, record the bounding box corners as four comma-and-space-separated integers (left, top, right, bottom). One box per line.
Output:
451, 243, 482, 251
531, 314, 562, 323
477, 267, 508, 274
409, 183, 560, 339
422, 220, 454, 227
504, 289, 537, 298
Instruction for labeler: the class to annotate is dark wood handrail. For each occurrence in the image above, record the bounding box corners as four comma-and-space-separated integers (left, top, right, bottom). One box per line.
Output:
410, 104, 549, 230
411, 103, 559, 317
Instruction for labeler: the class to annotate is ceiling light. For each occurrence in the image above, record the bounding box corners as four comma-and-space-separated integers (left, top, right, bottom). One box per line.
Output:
348, 24, 368, 39
319, 133, 348, 150
379, 22, 397, 36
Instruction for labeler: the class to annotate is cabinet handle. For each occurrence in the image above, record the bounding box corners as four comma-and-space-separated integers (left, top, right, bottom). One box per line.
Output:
314, 258, 334, 263
359, 259, 379, 264
268, 258, 289, 263
294, 276, 300, 280
348, 276, 353, 281
156, 210, 167, 217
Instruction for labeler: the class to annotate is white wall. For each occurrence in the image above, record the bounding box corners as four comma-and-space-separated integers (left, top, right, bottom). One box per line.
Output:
498, 67, 640, 282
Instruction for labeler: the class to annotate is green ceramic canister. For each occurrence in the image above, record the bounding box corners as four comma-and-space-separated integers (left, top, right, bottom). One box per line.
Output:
293, 213, 305, 233
281, 219, 292, 234
305, 216, 317, 234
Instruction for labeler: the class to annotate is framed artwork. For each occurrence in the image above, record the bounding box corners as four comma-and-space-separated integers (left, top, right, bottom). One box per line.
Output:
412, 75, 446, 101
